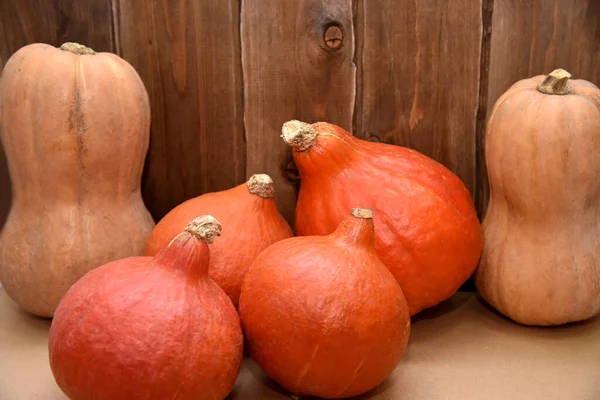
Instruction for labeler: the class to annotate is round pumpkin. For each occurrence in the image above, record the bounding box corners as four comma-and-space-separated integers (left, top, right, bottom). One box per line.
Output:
475, 69, 600, 326
144, 174, 293, 307
282, 120, 483, 315
0, 42, 155, 317
239, 208, 410, 398
49, 215, 243, 400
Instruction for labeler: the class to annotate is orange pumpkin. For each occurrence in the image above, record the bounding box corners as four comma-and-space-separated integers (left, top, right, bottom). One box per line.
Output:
49, 216, 243, 400
144, 174, 293, 307
282, 120, 483, 315
239, 208, 410, 398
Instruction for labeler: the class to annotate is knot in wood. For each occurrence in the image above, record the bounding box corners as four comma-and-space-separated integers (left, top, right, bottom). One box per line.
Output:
324, 25, 343, 49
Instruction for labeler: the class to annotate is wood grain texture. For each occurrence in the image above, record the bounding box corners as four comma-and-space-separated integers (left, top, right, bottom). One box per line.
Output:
480, 0, 600, 217
241, 0, 356, 225
115, 0, 245, 222
354, 0, 483, 197
0, 0, 115, 229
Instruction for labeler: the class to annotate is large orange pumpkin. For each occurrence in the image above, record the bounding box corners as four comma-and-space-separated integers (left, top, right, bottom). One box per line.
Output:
144, 174, 293, 307
0, 42, 154, 317
475, 69, 600, 326
239, 208, 410, 398
282, 120, 483, 315
49, 215, 243, 400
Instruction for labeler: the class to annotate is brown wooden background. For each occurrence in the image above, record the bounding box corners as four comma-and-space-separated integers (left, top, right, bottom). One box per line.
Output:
0, 0, 599, 235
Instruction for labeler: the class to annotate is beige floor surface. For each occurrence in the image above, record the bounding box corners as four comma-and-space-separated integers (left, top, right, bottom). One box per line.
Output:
1, 289, 599, 400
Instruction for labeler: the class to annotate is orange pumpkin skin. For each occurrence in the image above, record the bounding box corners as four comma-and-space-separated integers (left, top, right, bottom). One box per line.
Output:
144, 174, 293, 307
0, 43, 155, 317
476, 69, 600, 326
283, 121, 483, 315
49, 216, 243, 400
239, 208, 410, 399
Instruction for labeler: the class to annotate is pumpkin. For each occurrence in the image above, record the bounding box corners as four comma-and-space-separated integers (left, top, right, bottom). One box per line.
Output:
144, 173, 293, 307
239, 208, 410, 399
48, 215, 244, 400
475, 68, 600, 326
0, 42, 155, 317
282, 120, 483, 315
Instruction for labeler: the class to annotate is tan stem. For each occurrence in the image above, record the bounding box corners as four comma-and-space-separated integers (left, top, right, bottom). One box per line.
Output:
537, 68, 571, 95
184, 215, 222, 244
247, 174, 275, 198
281, 120, 318, 151
333, 207, 375, 247
351, 208, 373, 219
59, 42, 96, 55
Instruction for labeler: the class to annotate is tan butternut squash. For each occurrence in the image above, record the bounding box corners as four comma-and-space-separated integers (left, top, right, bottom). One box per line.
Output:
475, 69, 600, 326
0, 42, 155, 317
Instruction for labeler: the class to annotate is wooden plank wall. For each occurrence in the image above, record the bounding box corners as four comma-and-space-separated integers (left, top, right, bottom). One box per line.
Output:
0, 0, 599, 236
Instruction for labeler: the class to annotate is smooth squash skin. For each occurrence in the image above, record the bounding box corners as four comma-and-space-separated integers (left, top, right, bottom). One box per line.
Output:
282, 120, 483, 316
475, 69, 600, 326
0, 43, 155, 317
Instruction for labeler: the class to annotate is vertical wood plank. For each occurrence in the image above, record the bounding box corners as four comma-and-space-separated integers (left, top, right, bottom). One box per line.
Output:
115, 0, 245, 221
354, 0, 483, 198
474, 0, 494, 221
0, 0, 115, 229
242, 0, 356, 225
480, 0, 600, 217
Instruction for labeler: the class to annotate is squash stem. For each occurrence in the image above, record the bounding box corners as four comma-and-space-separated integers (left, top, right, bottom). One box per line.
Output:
281, 120, 318, 151
247, 174, 275, 198
536, 68, 571, 95
59, 42, 96, 55
351, 208, 373, 219
183, 215, 222, 244
334, 208, 375, 247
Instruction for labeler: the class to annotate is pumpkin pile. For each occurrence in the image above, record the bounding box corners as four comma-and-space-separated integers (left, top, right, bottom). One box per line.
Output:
1, 40, 599, 400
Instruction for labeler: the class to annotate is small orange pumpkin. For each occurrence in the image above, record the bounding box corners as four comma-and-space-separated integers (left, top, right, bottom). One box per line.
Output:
144, 174, 293, 307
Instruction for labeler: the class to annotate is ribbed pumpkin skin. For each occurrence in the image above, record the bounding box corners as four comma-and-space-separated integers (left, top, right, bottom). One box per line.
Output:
0, 43, 154, 317
49, 220, 244, 400
239, 210, 410, 399
475, 73, 600, 326
144, 177, 293, 308
289, 122, 483, 315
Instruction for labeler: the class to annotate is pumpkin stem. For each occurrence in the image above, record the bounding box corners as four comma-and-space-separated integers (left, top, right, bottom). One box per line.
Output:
184, 215, 222, 244
536, 68, 571, 95
351, 208, 373, 219
247, 174, 275, 198
281, 120, 318, 152
334, 208, 375, 247
59, 42, 96, 55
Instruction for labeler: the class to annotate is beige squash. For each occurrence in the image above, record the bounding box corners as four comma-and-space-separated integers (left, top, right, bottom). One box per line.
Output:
475, 69, 600, 326
0, 42, 155, 317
